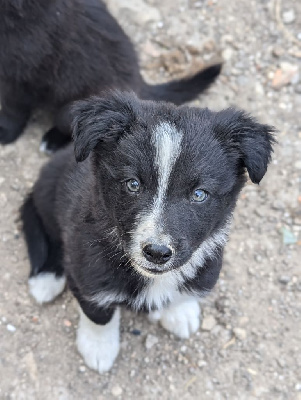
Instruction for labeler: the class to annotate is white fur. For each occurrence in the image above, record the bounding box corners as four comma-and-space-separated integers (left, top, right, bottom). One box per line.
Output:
39, 140, 53, 155
148, 296, 200, 339
87, 221, 231, 312
76, 308, 120, 374
28, 273, 66, 304
129, 122, 182, 271
132, 221, 230, 311
88, 291, 127, 308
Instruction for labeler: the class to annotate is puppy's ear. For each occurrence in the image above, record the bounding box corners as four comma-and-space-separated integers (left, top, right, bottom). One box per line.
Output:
214, 109, 276, 184
71, 92, 138, 162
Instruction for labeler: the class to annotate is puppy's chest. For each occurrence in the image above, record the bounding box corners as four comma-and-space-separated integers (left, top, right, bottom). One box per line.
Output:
132, 277, 181, 311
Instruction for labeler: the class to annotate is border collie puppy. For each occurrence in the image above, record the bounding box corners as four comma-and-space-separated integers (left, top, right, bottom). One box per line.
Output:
21, 91, 275, 373
0, 0, 221, 151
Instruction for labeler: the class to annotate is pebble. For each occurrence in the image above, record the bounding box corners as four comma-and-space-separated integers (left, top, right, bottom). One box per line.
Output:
282, 227, 297, 245
7, 324, 16, 332
255, 82, 264, 95
222, 48, 233, 61
254, 254, 263, 263
201, 315, 216, 331
111, 386, 123, 397
233, 328, 247, 341
79, 365, 86, 373
272, 63, 299, 89
145, 334, 159, 349
278, 275, 291, 285
295, 161, 301, 170
295, 383, 301, 391
271, 200, 285, 211
272, 46, 285, 58
108, 0, 161, 24
198, 360, 207, 368
282, 9, 296, 24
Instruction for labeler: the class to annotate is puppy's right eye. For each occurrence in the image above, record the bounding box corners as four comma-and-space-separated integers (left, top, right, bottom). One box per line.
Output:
126, 179, 140, 193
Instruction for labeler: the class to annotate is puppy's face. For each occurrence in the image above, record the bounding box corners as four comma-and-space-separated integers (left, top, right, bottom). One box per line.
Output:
72, 92, 275, 277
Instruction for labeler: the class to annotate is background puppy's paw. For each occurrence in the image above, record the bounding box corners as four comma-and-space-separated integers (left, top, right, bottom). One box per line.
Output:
159, 299, 200, 339
76, 308, 120, 374
0, 111, 27, 144
28, 273, 66, 304
40, 127, 71, 154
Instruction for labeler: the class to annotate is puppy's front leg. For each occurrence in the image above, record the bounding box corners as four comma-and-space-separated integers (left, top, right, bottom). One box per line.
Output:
149, 297, 200, 339
76, 303, 120, 374
0, 84, 32, 144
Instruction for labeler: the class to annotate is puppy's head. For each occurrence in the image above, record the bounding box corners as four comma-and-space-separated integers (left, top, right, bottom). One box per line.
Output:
72, 91, 275, 279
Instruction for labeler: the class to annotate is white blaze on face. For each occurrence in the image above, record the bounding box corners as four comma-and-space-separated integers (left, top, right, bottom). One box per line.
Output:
129, 122, 183, 270
152, 122, 183, 218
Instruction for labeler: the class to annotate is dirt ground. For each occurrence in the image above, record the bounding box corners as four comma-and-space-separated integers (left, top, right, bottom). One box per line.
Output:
0, 0, 301, 399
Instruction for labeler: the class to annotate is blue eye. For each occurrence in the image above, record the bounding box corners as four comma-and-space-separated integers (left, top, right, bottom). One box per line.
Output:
192, 189, 208, 202
126, 179, 140, 193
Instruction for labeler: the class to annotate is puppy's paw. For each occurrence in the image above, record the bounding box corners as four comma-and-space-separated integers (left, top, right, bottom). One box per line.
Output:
153, 299, 200, 339
40, 127, 71, 154
0, 115, 24, 144
28, 273, 66, 304
77, 308, 120, 374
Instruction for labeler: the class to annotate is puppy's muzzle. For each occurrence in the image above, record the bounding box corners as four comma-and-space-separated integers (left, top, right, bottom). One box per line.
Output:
142, 243, 172, 265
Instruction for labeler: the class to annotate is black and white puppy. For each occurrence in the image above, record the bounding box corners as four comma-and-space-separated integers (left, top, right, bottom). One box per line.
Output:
21, 91, 275, 373
0, 0, 221, 151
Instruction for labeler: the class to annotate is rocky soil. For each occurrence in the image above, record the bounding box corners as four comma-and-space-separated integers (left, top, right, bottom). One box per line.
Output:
0, 0, 300, 399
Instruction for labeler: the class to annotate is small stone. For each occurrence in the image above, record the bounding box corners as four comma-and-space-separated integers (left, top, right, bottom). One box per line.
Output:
233, 327, 247, 341
277, 358, 286, 368
295, 383, 301, 391
111, 386, 123, 397
201, 315, 216, 331
79, 365, 86, 373
272, 63, 299, 89
255, 82, 264, 95
131, 329, 141, 336
271, 200, 285, 210
295, 160, 301, 170
222, 48, 233, 61
7, 324, 16, 332
282, 9, 296, 24
198, 360, 207, 368
254, 254, 263, 263
145, 334, 159, 349
281, 227, 297, 245
278, 275, 291, 285
272, 46, 285, 58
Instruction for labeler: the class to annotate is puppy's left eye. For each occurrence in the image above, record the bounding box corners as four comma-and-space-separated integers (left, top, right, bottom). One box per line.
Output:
192, 189, 208, 202
126, 179, 140, 193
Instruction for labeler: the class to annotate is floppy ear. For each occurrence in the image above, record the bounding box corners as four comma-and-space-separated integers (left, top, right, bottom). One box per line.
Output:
214, 109, 276, 184
71, 92, 138, 162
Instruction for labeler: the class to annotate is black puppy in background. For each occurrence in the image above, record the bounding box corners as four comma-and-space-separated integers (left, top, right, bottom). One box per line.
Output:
21, 91, 275, 373
0, 0, 221, 151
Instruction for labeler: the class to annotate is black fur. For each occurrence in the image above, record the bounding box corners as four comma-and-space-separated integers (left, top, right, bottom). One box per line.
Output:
21, 91, 275, 318
0, 0, 221, 149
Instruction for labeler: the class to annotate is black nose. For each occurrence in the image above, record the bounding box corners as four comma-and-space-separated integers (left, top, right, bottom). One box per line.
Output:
142, 244, 172, 265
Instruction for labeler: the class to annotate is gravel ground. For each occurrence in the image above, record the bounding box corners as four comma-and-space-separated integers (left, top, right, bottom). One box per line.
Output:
0, 0, 301, 399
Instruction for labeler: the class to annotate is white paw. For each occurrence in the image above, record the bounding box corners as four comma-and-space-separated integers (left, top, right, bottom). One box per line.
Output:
76, 308, 120, 374
152, 298, 200, 339
28, 273, 66, 304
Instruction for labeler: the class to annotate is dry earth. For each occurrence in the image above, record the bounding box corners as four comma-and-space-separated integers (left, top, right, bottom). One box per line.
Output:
0, 0, 300, 399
